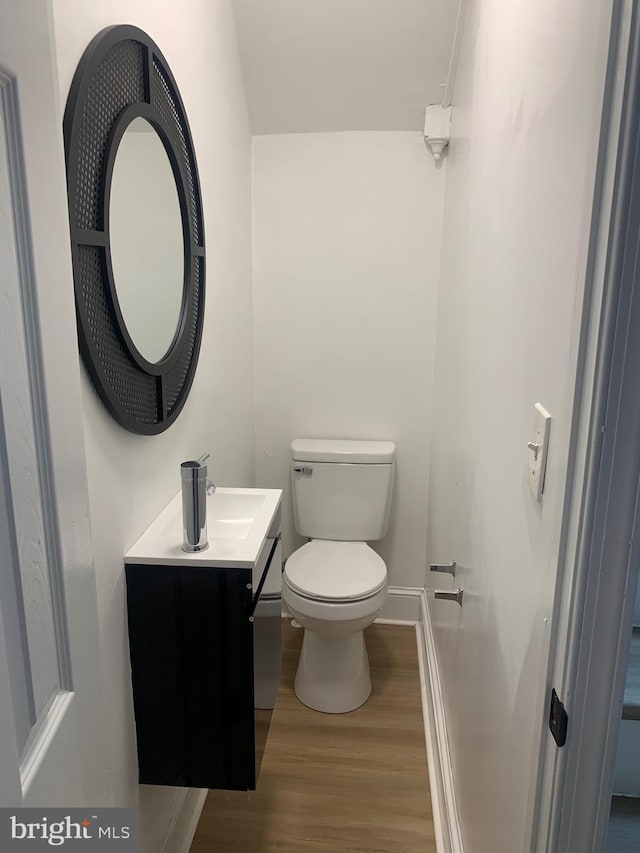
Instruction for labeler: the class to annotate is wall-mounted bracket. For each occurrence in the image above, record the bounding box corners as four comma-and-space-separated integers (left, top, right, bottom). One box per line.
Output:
430, 560, 457, 577
434, 588, 464, 606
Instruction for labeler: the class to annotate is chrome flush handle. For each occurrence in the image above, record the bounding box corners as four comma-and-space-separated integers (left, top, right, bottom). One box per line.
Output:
293, 466, 313, 475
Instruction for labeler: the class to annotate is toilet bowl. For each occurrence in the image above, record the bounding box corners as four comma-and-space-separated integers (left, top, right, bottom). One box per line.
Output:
283, 541, 387, 713
285, 439, 395, 714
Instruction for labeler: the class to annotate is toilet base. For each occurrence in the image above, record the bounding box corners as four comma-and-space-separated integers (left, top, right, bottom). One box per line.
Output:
294, 628, 371, 713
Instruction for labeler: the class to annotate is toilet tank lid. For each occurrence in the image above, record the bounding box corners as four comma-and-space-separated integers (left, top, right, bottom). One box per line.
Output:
291, 438, 396, 464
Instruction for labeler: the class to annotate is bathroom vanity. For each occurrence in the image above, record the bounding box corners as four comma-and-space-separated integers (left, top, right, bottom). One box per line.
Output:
124, 488, 282, 791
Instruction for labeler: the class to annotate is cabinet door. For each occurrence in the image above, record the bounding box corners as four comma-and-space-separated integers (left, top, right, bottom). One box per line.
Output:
126, 564, 253, 789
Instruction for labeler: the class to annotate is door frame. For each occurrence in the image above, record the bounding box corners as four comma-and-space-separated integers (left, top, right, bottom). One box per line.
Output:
533, 1, 640, 849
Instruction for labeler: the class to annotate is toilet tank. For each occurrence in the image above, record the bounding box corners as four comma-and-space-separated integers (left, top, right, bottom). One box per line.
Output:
291, 439, 395, 541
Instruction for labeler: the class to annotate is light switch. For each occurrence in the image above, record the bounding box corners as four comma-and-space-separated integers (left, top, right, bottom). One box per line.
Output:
528, 403, 551, 502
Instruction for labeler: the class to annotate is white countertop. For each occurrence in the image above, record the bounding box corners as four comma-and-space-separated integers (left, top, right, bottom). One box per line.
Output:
124, 487, 282, 568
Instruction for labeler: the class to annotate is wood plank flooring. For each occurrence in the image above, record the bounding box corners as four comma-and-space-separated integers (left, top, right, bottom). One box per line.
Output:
190, 622, 435, 853
606, 796, 640, 853
623, 629, 640, 722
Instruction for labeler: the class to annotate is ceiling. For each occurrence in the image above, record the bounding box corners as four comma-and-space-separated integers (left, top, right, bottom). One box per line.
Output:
231, 0, 458, 134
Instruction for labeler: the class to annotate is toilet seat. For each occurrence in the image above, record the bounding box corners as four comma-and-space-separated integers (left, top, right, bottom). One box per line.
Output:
284, 540, 387, 602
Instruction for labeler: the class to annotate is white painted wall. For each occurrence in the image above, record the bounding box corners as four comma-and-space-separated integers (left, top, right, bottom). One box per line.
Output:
252, 132, 445, 587
425, 2, 613, 852
51, 1, 253, 848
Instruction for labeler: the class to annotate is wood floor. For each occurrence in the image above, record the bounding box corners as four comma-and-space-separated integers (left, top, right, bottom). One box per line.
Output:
190, 622, 435, 853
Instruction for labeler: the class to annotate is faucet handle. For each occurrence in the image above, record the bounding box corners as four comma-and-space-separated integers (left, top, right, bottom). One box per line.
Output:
192, 453, 215, 493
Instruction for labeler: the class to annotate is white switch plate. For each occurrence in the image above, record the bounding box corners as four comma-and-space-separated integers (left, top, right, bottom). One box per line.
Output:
528, 403, 551, 502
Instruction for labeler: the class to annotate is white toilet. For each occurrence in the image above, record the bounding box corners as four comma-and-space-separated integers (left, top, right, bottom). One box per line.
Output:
283, 438, 395, 713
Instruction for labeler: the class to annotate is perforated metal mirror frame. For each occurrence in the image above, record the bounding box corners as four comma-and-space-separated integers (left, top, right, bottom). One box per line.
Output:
63, 25, 205, 435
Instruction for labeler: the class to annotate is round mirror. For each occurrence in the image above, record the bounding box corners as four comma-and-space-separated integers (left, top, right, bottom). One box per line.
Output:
109, 117, 185, 364
65, 26, 206, 434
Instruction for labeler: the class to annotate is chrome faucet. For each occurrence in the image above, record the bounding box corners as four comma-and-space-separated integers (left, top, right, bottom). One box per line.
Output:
181, 454, 212, 552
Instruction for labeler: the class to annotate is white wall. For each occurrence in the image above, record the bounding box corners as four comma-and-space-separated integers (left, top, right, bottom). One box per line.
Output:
52, 1, 253, 848
425, 2, 613, 852
252, 132, 445, 587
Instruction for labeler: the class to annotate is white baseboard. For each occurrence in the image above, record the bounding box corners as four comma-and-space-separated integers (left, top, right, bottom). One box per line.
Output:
377, 585, 422, 623
161, 788, 208, 853
418, 589, 464, 853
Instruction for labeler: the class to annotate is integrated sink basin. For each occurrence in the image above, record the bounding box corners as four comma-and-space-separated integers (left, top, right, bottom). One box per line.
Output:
125, 487, 282, 569
207, 491, 267, 540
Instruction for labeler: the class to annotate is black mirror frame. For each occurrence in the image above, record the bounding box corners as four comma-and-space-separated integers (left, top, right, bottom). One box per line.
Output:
63, 25, 206, 435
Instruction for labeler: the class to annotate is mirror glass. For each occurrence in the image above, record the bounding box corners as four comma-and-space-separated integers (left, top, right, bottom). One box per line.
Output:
110, 117, 184, 363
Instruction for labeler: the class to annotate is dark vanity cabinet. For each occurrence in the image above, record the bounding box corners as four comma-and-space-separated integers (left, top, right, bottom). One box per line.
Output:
125, 520, 282, 791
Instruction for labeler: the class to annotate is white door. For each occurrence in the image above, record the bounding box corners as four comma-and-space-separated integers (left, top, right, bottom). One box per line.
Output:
0, 0, 106, 806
